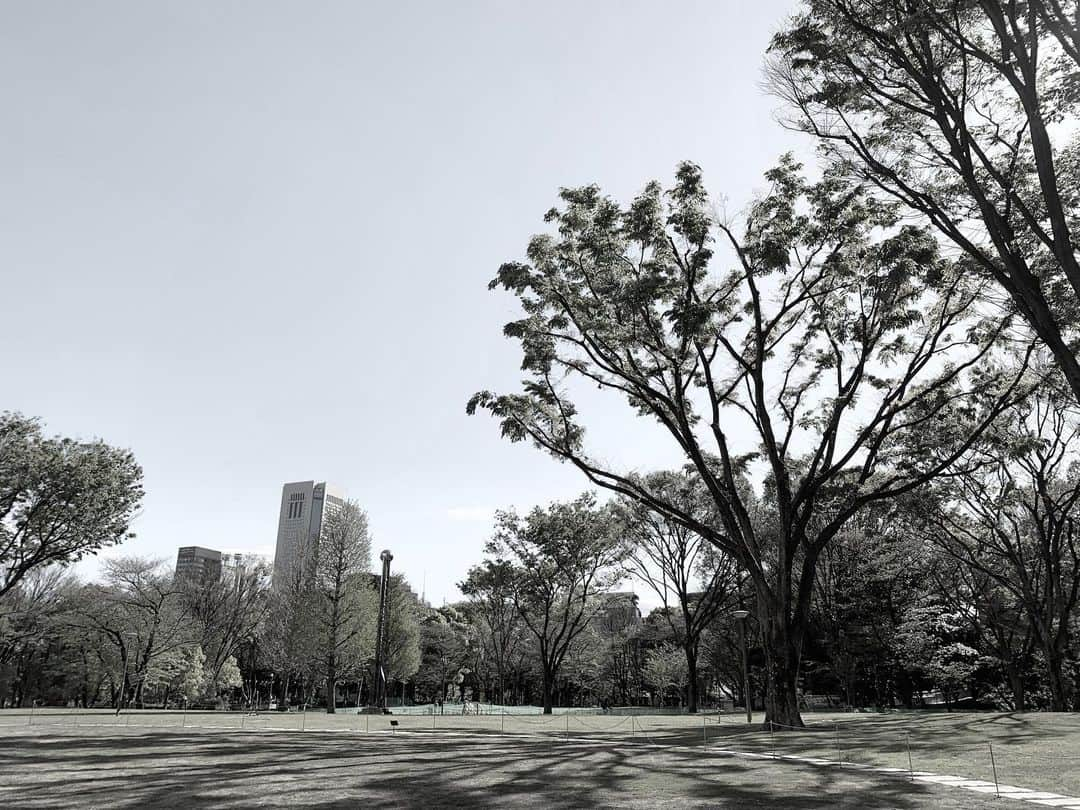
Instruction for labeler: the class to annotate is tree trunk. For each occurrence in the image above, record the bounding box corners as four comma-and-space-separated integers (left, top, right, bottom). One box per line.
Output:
1007, 668, 1026, 712
542, 667, 554, 714
685, 642, 699, 714
1046, 654, 1070, 712
761, 617, 804, 729
326, 655, 337, 714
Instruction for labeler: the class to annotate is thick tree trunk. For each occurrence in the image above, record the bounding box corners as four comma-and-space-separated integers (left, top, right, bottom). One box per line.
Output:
542, 668, 554, 714
1046, 655, 1070, 712
762, 617, 804, 729
685, 642, 699, 714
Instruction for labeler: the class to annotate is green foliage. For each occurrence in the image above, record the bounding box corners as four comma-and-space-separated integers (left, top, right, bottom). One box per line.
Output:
470, 155, 1031, 724
769, 0, 1080, 399
643, 642, 689, 703
0, 412, 143, 597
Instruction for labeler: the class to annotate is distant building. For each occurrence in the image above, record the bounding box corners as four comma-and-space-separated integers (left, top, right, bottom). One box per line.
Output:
175, 546, 223, 585
271, 480, 346, 590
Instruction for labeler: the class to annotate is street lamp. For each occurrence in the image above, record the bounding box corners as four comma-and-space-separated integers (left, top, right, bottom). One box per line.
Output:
732, 610, 751, 724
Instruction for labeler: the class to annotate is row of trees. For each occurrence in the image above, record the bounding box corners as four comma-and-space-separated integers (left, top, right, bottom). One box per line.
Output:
468, 0, 1080, 727
0, 491, 426, 711
1, 404, 1075, 718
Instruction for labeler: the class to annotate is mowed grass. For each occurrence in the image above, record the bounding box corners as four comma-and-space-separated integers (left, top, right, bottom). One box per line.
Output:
0, 723, 1034, 809
6, 708, 1078, 795
2, 711, 1079, 808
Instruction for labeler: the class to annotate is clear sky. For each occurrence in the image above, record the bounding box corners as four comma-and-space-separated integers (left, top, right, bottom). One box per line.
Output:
2, 0, 806, 606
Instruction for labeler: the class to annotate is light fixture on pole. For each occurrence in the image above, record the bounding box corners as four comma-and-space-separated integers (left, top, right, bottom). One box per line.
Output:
732, 610, 751, 725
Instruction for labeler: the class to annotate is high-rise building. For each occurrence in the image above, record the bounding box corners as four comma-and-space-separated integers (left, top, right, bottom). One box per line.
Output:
271, 480, 346, 589
175, 546, 223, 585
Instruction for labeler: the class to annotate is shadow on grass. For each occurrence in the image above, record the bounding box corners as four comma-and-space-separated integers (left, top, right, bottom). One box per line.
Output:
0, 727, 1021, 809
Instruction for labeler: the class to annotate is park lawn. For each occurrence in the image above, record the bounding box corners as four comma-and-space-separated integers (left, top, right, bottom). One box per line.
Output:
2, 710, 1078, 805
0, 724, 1031, 809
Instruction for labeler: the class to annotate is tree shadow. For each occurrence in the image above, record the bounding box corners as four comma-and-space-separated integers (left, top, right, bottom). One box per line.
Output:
0, 726, 1029, 809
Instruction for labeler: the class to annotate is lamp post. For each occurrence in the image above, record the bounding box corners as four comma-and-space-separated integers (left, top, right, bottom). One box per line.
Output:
364, 549, 393, 714
733, 610, 751, 724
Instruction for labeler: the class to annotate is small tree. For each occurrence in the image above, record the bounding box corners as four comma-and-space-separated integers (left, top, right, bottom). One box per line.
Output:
486, 494, 625, 714
459, 560, 523, 706
618, 470, 740, 713
926, 378, 1080, 710
643, 643, 689, 707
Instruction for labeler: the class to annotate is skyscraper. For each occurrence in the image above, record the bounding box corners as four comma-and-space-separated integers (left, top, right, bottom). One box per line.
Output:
175, 546, 223, 585
271, 480, 346, 589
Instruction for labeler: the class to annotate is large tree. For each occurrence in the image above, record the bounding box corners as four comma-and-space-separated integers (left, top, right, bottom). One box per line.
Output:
0, 413, 143, 597
617, 469, 740, 713
770, 0, 1080, 401
486, 494, 625, 714
469, 159, 1034, 726
314, 500, 372, 713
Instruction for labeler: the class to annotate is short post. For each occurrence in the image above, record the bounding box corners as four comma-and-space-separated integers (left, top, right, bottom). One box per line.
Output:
835, 724, 842, 767
432, 704, 436, 731
565, 712, 569, 742
240, 711, 245, 730
906, 732, 913, 781
182, 703, 188, 729
301, 710, 306, 732
365, 711, 369, 734
989, 742, 1000, 799
28, 703, 33, 726
702, 714, 707, 750
631, 714, 636, 740
501, 704, 505, 734
769, 720, 776, 760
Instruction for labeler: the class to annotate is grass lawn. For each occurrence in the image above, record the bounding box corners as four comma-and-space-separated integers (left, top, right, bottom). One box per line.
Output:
0, 710, 1077, 808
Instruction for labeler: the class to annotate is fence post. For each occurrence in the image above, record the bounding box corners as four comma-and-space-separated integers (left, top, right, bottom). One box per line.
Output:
906, 732, 913, 781
365, 711, 369, 734
835, 724, 842, 767
565, 712, 569, 742
631, 714, 636, 741
989, 742, 1000, 799
301, 710, 306, 732
432, 704, 436, 731
703, 714, 707, 750
769, 721, 776, 760
501, 704, 505, 734
240, 711, 245, 730
182, 704, 187, 729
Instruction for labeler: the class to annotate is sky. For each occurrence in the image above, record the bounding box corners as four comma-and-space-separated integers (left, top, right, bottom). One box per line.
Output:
1, 0, 808, 607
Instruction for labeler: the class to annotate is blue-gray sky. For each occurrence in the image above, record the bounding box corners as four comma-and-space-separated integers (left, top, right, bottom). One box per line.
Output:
2, 0, 804, 604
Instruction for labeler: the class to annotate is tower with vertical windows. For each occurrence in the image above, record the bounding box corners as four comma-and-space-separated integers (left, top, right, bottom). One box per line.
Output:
271, 480, 346, 590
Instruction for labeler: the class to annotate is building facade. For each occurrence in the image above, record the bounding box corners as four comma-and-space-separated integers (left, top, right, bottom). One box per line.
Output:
271, 480, 346, 590
175, 546, 223, 585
